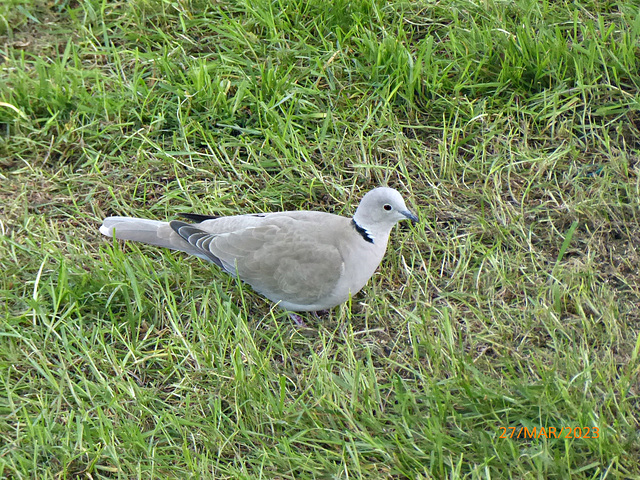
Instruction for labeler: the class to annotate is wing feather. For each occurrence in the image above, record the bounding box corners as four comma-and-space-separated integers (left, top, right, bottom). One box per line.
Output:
171, 216, 345, 305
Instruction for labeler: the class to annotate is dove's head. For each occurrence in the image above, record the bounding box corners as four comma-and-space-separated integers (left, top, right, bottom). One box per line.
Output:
352, 187, 418, 240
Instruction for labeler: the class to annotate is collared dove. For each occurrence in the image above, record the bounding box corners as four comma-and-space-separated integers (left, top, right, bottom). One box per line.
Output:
100, 187, 418, 320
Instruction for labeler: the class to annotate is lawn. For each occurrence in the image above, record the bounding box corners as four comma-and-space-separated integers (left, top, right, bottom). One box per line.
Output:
1, 0, 640, 478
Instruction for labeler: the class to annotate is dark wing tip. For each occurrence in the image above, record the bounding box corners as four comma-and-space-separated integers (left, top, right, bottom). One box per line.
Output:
169, 220, 189, 233
178, 213, 219, 223
169, 220, 225, 268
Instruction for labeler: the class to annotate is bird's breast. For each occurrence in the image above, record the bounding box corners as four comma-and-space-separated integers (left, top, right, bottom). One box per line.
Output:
332, 235, 389, 301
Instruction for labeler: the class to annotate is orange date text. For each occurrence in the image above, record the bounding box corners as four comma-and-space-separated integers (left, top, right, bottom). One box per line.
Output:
498, 426, 599, 439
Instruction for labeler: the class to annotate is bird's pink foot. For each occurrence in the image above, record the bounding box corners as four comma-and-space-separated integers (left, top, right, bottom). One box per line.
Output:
289, 313, 307, 327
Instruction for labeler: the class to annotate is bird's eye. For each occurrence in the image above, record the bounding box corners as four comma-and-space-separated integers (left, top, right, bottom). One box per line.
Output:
383, 204, 392, 211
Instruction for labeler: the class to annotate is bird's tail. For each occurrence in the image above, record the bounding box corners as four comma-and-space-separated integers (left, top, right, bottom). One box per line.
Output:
100, 216, 206, 259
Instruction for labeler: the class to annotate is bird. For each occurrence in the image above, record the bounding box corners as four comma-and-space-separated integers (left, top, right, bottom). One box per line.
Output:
99, 187, 418, 323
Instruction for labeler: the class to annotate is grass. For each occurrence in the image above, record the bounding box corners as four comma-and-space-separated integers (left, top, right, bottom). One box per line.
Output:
1, 0, 640, 477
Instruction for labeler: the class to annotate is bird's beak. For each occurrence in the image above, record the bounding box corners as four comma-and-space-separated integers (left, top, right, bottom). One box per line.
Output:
401, 210, 419, 224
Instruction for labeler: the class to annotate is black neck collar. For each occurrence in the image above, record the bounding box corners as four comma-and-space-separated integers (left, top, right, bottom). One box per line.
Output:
351, 219, 374, 244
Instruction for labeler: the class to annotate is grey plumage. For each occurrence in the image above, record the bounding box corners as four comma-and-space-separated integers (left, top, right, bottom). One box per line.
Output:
100, 187, 418, 313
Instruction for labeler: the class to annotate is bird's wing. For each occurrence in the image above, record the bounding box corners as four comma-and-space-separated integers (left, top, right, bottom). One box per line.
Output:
170, 216, 345, 306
